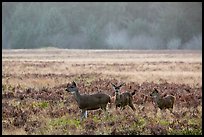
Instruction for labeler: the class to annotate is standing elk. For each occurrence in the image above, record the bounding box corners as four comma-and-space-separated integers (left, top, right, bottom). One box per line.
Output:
111, 83, 136, 111
65, 81, 111, 121
150, 88, 175, 113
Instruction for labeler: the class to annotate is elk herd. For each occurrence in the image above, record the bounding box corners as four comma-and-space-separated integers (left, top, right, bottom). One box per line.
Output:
65, 81, 176, 121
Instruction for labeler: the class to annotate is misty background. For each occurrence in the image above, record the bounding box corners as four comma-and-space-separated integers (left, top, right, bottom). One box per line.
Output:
2, 2, 202, 50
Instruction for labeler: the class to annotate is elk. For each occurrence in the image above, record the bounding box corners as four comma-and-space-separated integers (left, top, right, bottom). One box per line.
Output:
65, 81, 111, 121
111, 83, 136, 111
150, 88, 175, 113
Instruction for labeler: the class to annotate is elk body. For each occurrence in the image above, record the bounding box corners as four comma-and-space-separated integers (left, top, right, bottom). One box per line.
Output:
111, 83, 136, 111
65, 81, 111, 121
150, 88, 175, 113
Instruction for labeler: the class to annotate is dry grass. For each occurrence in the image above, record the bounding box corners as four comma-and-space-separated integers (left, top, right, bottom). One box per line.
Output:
2, 49, 202, 135
2, 49, 202, 88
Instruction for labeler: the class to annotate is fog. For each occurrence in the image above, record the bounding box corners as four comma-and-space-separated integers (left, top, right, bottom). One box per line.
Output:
2, 2, 202, 49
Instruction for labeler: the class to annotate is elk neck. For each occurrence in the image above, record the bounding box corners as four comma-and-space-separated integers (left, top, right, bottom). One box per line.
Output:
115, 92, 120, 99
72, 89, 81, 104
153, 93, 162, 103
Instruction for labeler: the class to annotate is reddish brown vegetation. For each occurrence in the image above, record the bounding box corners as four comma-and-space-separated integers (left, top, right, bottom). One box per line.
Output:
2, 79, 202, 133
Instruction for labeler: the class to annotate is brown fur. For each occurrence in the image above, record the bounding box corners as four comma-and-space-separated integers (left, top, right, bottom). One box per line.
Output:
150, 88, 175, 112
111, 83, 136, 111
66, 81, 111, 120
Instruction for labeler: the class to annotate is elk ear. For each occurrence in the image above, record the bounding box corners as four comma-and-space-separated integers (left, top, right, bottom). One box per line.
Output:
119, 83, 125, 88
154, 88, 158, 93
72, 81, 76, 87
111, 83, 116, 87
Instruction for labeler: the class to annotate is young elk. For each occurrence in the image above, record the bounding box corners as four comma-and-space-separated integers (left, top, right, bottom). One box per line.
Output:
150, 88, 175, 113
65, 81, 111, 121
111, 83, 136, 111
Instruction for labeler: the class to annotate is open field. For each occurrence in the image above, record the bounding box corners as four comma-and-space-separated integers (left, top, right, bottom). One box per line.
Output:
2, 49, 202, 135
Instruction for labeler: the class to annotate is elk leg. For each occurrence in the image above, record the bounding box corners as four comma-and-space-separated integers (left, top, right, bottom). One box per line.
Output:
161, 109, 167, 119
116, 105, 119, 110
154, 107, 158, 116
121, 106, 125, 110
84, 110, 88, 118
80, 109, 86, 121
129, 103, 136, 111
102, 107, 109, 119
169, 108, 173, 113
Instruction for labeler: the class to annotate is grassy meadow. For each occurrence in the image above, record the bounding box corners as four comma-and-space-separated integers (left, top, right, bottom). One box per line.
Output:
2, 49, 202, 135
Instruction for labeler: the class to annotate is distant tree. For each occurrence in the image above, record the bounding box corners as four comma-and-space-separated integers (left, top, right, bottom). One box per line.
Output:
2, 2, 202, 50
157, 2, 202, 49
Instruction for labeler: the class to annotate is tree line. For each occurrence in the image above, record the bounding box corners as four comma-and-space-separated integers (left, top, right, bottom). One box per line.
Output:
2, 2, 202, 49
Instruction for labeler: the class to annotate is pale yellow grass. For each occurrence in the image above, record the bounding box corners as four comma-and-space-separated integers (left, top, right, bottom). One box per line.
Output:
2, 49, 202, 88
2, 128, 27, 135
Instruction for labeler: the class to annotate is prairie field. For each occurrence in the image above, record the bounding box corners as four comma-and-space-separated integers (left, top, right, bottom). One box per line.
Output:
2, 49, 202, 135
